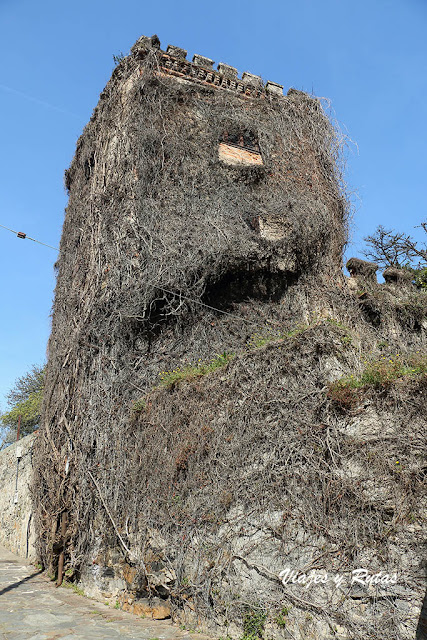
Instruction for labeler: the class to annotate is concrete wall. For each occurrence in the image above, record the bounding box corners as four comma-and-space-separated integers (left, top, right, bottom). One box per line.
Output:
0, 433, 36, 559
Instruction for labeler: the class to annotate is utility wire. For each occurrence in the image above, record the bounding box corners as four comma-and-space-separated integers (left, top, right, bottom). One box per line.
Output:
0, 222, 276, 326
0, 223, 59, 251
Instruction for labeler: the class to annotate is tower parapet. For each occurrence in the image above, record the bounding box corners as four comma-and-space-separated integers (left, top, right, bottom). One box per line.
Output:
130, 34, 283, 98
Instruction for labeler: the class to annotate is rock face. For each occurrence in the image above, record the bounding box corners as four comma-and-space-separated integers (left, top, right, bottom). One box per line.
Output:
38, 335, 425, 640
0, 434, 36, 559
33, 34, 427, 640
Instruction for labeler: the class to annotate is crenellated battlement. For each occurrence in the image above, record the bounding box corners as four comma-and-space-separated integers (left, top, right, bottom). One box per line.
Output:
131, 34, 284, 98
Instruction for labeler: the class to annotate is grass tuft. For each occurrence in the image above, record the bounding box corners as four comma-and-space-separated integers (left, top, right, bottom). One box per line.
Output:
328, 352, 427, 408
158, 352, 234, 387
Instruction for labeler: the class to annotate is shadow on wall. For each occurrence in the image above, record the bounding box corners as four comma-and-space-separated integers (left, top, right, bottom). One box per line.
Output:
417, 584, 427, 639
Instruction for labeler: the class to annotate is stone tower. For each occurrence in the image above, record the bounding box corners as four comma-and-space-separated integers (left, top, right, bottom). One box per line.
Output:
51, 33, 347, 385
35, 33, 349, 613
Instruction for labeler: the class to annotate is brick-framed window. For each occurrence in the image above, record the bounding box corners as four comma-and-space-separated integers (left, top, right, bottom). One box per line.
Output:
219, 129, 263, 166
221, 130, 260, 153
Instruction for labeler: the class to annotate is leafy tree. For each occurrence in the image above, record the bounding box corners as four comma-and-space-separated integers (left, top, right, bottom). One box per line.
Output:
1, 364, 45, 439
0, 418, 12, 450
412, 266, 427, 290
6, 364, 45, 405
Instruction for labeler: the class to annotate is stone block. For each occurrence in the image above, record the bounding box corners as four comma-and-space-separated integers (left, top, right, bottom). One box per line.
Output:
192, 54, 214, 69
217, 63, 238, 79
122, 597, 171, 619
167, 45, 187, 59
346, 257, 378, 281
242, 72, 262, 87
266, 81, 284, 96
383, 267, 413, 286
287, 87, 307, 98
131, 35, 161, 54
259, 216, 287, 241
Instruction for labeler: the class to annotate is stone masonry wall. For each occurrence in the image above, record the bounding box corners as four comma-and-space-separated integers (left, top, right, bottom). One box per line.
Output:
0, 433, 36, 559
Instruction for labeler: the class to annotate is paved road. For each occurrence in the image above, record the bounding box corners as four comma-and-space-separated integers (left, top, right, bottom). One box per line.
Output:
0, 547, 211, 640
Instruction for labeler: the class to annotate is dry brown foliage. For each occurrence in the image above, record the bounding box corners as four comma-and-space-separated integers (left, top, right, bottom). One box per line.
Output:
32, 46, 427, 639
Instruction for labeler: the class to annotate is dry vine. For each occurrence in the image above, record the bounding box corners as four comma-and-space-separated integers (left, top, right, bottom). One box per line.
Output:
32, 45, 427, 639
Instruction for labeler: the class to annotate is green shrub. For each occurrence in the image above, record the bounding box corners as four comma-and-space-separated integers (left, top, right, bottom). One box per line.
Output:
328, 353, 427, 408
132, 398, 147, 412
247, 330, 281, 348
242, 607, 267, 640
159, 352, 234, 387
274, 607, 289, 628
412, 267, 427, 290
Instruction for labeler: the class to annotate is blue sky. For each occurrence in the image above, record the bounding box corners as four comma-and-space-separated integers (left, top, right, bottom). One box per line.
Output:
0, 0, 426, 406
